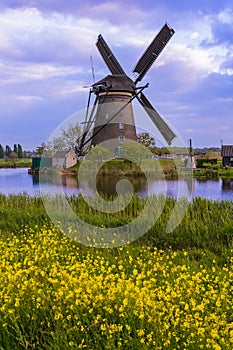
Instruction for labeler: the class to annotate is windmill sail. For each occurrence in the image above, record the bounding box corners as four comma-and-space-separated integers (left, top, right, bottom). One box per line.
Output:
133, 23, 175, 83
96, 34, 126, 75
137, 92, 176, 145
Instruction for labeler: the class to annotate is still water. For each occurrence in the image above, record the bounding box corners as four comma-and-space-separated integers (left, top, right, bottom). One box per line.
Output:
0, 168, 233, 201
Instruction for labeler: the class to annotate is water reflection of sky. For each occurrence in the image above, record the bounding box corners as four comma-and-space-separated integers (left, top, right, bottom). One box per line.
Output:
0, 168, 40, 196
0, 168, 233, 202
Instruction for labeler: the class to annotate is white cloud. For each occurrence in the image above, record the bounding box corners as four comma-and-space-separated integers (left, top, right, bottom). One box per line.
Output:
217, 7, 233, 24
190, 32, 199, 40
16, 95, 44, 103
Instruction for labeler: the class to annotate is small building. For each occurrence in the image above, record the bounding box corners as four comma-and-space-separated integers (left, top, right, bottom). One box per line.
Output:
221, 145, 233, 167
64, 148, 78, 169
31, 157, 52, 170
52, 149, 77, 169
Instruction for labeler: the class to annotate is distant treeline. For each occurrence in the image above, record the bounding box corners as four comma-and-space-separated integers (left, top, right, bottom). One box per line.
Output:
150, 146, 221, 156
0, 144, 23, 158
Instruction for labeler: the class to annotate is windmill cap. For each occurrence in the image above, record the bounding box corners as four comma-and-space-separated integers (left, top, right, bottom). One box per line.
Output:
94, 75, 135, 92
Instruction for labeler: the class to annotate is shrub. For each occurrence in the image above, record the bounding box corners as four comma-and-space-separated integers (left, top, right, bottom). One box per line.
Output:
196, 158, 217, 168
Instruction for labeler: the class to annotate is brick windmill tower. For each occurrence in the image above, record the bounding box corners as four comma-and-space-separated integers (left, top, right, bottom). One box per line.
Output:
77, 23, 176, 155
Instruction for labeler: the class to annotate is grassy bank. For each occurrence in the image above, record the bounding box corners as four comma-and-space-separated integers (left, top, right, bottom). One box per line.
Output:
67, 159, 185, 178
219, 168, 233, 177
194, 168, 233, 179
68, 158, 233, 180
0, 193, 233, 349
0, 158, 32, 168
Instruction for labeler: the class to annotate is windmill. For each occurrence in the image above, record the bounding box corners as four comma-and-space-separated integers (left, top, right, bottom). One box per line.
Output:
186, 139, 196, 169
77, 23, 176, 156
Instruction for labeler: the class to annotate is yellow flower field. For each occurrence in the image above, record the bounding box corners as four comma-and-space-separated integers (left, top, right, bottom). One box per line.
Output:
0, 225, 233, 349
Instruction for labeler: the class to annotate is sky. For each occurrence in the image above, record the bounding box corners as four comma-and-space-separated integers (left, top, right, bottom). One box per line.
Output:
0, 0, 232, 150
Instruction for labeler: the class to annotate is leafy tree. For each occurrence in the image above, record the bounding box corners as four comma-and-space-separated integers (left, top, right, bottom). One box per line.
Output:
5, 145, 11, 157
137, 132, 156, 148
80, 145, 110, 174
10, 151, 18, 159
88, 145, 110, 161
0, 144, 4, 158
13, 144, 18, 154
36, 142, 53, 156
17, 144, 23, 158
122, 140, 150, 165
36, 143, 46, 155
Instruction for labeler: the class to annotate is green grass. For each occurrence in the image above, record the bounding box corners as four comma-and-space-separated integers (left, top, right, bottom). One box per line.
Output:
0, 193, 232, 259
194, 168, 233, 179
0, 158, 32, 168
219, 168, 233, 177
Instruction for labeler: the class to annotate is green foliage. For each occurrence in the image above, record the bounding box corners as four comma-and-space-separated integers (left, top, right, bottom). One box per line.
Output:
219, 167, 233, 178
9, 151, 18, 159
122, 140, 151, 165
212, 163, 220, 170
0, 193, 232, 257
196, 158, 217, 168
88, 145, 110, 161
0, 158, 32, 168
150, 147, 168, 155
1, 145, 23, 158
36, 142, 47, 155
137, 132, 156, 148
0, 144, 4, 158
194, 169, 219, 179
5, 145, 11, 157
17, 144, 23, 158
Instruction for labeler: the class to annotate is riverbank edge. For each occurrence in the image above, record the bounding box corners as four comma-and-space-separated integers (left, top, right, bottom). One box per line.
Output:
27, 158, 233, 179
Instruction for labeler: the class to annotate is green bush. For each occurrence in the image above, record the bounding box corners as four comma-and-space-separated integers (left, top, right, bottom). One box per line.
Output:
196, 158, 217, 168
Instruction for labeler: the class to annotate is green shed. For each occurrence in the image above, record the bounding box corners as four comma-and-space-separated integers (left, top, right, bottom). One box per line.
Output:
31, 157, 52, 170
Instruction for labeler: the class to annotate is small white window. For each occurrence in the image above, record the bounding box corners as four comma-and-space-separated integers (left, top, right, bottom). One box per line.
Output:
119, 136, 125, 143
119, 123, 124, 130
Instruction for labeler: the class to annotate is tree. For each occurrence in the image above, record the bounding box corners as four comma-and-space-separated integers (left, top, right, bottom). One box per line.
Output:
38, 123, 86, 156
14, 144, 18, 154
36, 142, 54, 156
122, 139, 150, 165
81, 145, 110, 174
10, 151, 18, 159
5, 145, 11, 157
137, 132, 156, 148
88, 145, 110, 161
0, 144, 4, 158
52, 123, 84, 151
36, 142, 46, 155
17, 144, 23, 158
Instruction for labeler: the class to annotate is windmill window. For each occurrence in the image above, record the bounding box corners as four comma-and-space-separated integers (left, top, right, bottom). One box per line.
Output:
119, 123, 124, 130
119, 136, 125, 143
115, 147, 124, 154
